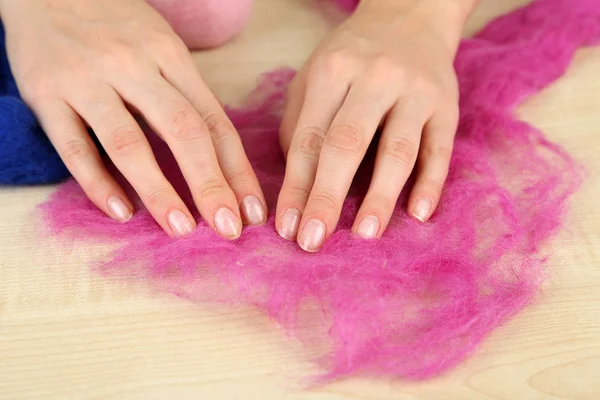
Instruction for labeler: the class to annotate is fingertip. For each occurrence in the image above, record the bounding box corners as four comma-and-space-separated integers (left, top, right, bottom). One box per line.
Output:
355, 214, 381, 239
411, 197, 433, 222
167, 208, 196, 237
241, 195, 267, 226
107, 195, 134, 223
277, 208, 302, 241
297, 217, 326, 253
214, 207, 242, 240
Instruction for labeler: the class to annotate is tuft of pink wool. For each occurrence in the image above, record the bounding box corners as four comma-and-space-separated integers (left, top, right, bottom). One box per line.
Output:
39, 0, 600, 384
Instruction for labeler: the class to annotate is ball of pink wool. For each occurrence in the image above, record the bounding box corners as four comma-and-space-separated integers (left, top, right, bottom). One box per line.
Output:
145, 0, 254, 49
331, 0, 359, 12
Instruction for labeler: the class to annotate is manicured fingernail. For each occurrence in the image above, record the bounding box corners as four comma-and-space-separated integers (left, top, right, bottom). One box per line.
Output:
357, 215, 380, 239
168, 209, 194, 236
278, 208, 301, 240
214, 207, 241, 239
413, 198, 432, 222
108, 196, 132, 222
299, 218, 326, 253
241, 196, 266, 226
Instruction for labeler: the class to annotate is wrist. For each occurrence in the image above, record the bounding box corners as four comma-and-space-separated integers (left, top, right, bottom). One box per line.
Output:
0, 0, 41, 22
357, 0, 479, 51
0, 0, 28, 12
359, 0, 478, 20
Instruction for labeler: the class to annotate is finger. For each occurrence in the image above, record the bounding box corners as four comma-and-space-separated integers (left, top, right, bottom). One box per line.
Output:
279, 51, 323, 157
114, 77, 242, 239
352, 98, 433, 238
275, 65, 351, 241
159, 50, 267, 226
68, 86, 196, 237
279, 70, 307, 158
297, 81, 398, 252
408, 104, 458, 222
34, 100, 134, 223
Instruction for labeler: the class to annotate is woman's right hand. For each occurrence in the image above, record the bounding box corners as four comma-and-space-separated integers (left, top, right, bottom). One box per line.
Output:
0, 0, 266, 238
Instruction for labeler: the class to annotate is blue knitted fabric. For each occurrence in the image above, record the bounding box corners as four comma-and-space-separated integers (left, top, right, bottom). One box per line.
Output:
0, 22, 70, 185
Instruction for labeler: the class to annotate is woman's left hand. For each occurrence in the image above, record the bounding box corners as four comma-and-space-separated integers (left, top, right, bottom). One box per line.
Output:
276, 0, 472, 252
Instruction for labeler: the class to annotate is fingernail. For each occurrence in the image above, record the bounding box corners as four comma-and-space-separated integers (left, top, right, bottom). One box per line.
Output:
356, 215, 380, 239
278, 208, 301, 240
214, 207, 241, 239
108, 196, 132, 222
168, 209, 194, 236
241, 196, 266, 226
413, 198, 432, 222
299, 218, 326, 253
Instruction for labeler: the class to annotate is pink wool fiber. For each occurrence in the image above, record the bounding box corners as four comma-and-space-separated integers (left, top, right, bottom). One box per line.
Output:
39, 0, 600, 383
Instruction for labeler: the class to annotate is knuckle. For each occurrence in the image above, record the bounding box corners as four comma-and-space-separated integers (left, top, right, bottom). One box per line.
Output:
224, 167, 254, 186
108, 126, 145, 155
168, 109, 206, 142
310, 190, 341, 211
294, 127, 326, 157
285, 182, 312, 202
413, 75, 439, 98
62, 139, 94, 166
314, 51, 353, 78
194, 177, 230, 199
100, 46, 141, 76
203, 111, 235, 144
325, 123, 364, 155
144, 186, 173, 208
154, 32, 187, 60
365, 191, 397, 213
20, 77, 55, 106
423, 144, 453, 161
370, 55, 403, 80
382, 136, 416, 165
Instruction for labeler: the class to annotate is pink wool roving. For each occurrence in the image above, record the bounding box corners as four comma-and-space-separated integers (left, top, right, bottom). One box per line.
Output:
39, 0, 600, 383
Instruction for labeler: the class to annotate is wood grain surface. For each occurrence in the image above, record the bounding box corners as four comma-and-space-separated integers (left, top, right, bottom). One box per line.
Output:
1, 1, 599, 399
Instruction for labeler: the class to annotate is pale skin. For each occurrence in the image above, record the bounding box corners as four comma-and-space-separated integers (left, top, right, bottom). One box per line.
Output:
0, 0, 480, 252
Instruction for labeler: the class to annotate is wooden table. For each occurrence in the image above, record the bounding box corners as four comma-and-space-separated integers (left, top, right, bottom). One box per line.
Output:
2, 1, 599, 398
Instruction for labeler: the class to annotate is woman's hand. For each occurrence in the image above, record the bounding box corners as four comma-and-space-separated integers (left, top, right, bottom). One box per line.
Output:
1, 0, 266, 238
277, 0, 476, 252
